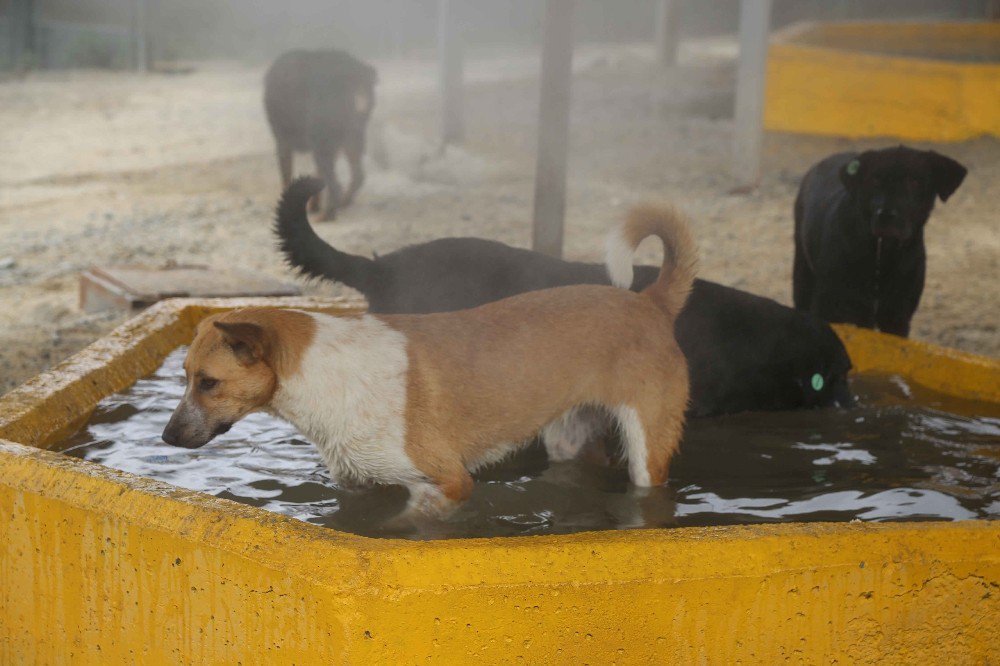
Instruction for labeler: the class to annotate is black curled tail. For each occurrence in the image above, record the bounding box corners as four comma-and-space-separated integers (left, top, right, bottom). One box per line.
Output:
273, 176, 376, 292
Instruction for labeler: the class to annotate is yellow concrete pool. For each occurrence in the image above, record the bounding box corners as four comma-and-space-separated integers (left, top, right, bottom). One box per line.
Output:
765, 21, 1000, 141
1, 297, 998, 663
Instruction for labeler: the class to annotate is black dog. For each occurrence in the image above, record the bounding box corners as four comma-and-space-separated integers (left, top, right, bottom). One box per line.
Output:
793, 146, 967, 337
264, 49, 377, 220
275, 177, 853, 417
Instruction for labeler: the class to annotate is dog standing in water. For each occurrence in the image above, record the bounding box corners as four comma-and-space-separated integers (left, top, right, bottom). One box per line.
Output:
163, 205, 697, 518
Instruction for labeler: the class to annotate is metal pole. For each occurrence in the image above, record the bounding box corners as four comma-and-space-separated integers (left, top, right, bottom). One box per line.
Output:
131, 0, 148, 71
654, 0, 681, 68
531, 0, 575, 258
438, 0, 464, 146
9, 0, 35, 68
731, 0, 772, 188
394, 0, 405, 57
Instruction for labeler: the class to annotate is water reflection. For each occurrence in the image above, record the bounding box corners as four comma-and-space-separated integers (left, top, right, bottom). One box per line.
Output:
58, 348, 1000, 539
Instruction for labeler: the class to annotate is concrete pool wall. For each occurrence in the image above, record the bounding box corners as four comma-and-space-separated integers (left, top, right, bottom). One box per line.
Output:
765, 21, 1000, 141
1, 297, 998, 663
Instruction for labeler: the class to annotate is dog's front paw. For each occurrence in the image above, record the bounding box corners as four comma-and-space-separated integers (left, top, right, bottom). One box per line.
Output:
334, 475, 376, 493
380, 496, 455, 537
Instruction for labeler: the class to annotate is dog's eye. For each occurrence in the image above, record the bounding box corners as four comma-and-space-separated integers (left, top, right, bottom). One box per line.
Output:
198, 377, 219, 392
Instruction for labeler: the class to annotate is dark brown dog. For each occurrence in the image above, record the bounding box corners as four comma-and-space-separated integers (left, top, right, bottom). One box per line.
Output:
794, 146, 967, 337
264, 49, 376, 220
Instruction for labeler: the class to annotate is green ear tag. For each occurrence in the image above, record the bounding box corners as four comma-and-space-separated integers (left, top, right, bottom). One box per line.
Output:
846, 159, 860, 176
811, 373, 825, 391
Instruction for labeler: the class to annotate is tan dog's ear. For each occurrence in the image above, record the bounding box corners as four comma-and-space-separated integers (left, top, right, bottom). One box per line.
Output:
196, 312, 222, 334
214, 321, 267, 365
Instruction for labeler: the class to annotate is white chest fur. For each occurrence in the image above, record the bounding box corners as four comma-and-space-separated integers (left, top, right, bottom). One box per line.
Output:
268, 313, 421, 486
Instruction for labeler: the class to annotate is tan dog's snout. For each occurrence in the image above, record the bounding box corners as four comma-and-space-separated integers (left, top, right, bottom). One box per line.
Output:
162, 395, 218, 449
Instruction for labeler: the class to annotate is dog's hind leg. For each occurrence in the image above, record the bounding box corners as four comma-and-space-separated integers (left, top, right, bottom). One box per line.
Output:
542, 406, 606, 462
612, 405, 654, 486
342, 129, 366, 208
313, 145, 342, 220
612, 396, 684, 487
277, 140, 293, 189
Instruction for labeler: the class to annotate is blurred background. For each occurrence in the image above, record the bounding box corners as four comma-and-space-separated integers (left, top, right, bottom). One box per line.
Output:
2, 0, 996, 69
1, 0, 997, 392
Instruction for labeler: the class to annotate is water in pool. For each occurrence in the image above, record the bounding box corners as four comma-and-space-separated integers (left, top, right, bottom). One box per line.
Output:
58, 348, 1000, 539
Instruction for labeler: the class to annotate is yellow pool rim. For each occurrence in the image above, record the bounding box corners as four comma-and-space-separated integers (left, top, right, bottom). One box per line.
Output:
765, 20, 1000, 141
1, 298, 998, 663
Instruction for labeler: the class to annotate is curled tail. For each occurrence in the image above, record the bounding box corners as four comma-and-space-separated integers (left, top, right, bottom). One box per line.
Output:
273, 177, 376, 292
605, 203, 698, 319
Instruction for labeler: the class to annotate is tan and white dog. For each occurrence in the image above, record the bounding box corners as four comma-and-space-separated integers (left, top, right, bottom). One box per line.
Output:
163, 204, 697, 517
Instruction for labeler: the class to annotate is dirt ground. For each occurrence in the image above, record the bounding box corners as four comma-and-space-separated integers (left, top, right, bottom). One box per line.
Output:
1, 40, 997, 393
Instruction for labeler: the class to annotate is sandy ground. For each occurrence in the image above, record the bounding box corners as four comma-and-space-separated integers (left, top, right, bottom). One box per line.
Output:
1, 40, 997, 393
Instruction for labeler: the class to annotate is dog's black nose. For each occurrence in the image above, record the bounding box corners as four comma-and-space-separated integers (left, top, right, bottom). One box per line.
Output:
162, 426, 179, 446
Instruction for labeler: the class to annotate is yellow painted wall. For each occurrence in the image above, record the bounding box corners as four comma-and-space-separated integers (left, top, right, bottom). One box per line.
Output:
765, 22, 1000, 141
2, 441, 998, 664
1, 298, 999, 663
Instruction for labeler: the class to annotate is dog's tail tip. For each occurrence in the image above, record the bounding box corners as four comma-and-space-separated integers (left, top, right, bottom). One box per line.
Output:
605, 228, 637, 289
275, 177, 324, 233
605, 203, 698, 318
285, 175, 325, 200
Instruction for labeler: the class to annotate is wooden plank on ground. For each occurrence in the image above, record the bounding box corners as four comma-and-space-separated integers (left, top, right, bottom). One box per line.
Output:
79, 265, 301, 313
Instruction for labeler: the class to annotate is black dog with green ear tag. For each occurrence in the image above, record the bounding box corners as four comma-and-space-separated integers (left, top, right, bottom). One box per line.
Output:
792, 145, 967, 337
